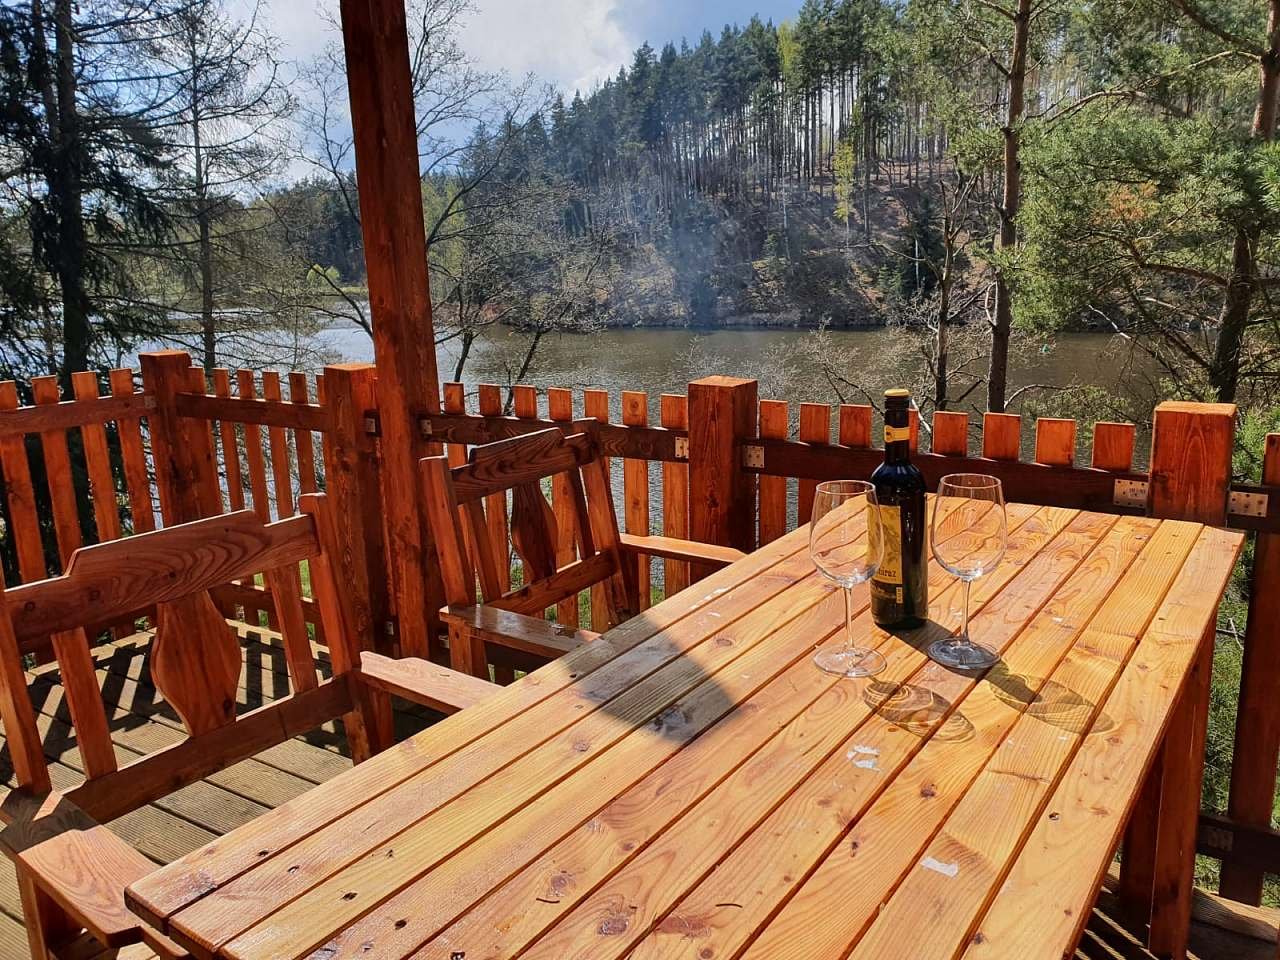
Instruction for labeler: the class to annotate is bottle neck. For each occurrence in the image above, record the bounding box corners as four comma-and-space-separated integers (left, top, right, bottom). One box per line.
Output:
884, 404, 911, 463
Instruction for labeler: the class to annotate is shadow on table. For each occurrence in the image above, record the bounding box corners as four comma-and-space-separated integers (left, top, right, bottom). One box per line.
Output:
860, 618, 1115, 743
590, 618, 743, 743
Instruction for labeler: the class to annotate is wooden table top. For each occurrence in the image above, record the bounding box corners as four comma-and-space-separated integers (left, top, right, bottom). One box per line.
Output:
127, 501, 1243, 960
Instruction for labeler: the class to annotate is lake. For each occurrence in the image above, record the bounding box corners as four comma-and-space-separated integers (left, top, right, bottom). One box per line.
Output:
308, 324, 1151, 415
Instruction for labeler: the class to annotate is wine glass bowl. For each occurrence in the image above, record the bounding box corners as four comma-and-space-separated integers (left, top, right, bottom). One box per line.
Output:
928, 474, 1007, 670
809, 480, 887, 678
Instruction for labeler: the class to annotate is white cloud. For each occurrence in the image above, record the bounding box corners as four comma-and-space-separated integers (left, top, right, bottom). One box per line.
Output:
461, 0, 638, 95
240, 0, 641, 96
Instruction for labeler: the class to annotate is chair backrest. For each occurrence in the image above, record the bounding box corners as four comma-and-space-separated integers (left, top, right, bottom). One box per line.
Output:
420, 428, 639, 627
0, 493, 380, 823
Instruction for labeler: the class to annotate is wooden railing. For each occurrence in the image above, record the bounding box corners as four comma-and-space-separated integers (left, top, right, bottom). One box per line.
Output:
1, 353, 1278, 905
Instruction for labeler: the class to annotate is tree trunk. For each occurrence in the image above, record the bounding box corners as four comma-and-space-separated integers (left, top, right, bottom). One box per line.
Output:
986, 0, 1031, 414
41, 0, 91, 384
1209, 0, 1279, 402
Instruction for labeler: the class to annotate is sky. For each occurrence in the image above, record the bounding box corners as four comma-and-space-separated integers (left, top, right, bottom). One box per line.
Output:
257, 0, 805, 98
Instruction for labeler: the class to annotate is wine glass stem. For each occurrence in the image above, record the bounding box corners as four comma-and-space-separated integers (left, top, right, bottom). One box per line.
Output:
959, 578, 972, 642
844, 585, 855, 652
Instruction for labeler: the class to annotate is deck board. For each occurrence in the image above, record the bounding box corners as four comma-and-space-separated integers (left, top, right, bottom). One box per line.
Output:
0, 619, 1272, 959
0, 621, 443, 956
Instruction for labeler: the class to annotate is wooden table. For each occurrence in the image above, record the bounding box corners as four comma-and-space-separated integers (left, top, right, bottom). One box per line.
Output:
126, 501, 1242, 960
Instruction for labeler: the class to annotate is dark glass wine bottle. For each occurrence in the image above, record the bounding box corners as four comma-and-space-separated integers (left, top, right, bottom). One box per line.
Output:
869, 389, 928, 628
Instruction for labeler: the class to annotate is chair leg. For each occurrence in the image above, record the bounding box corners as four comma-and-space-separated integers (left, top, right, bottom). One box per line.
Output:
1147, 625, 1214, 960
18, 868, 78, 960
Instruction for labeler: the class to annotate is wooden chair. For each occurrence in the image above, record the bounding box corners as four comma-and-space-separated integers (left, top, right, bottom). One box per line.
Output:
0, 493, 497, 959
420, 427, 747, 679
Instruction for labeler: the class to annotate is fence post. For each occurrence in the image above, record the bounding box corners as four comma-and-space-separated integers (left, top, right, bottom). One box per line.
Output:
1119, 400, 1234, 957
688, 376, 758, 580
140, 351, 220, 524
322, 363, 393, 657
1221, 432, 1280, 904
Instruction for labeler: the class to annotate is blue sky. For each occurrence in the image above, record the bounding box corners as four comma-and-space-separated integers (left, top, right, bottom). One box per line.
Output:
260, 0, 805, 96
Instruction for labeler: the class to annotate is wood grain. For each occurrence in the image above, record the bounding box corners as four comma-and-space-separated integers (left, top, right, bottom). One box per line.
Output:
127, 528, 811, 926
962, 526, 1243, 960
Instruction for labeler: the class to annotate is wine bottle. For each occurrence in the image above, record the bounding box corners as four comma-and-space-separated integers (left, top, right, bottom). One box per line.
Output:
869, 389, 928, 628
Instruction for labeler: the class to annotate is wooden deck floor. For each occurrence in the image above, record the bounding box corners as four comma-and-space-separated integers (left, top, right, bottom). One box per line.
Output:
0, 625, 1273, 960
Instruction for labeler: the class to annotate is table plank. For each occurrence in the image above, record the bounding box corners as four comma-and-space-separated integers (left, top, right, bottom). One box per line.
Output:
193, 523, 865, 957
317, 502, 1043, 960
961, 525, 1243, 960
843, 518, 1203, 960
516, 507, 1091, 960
128, 524, 813, 930
125, 505, 1244, 960
671, 514, 1162, 960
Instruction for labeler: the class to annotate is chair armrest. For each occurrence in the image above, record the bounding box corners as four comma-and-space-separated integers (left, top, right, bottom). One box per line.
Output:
442, 605, 600, 658
1, 791, 186, 953
619, 533, 746, 568
358, 652, 499, 714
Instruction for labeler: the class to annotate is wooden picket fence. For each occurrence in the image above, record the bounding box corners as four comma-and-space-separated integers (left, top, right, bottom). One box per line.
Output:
1, 353, 1279, 905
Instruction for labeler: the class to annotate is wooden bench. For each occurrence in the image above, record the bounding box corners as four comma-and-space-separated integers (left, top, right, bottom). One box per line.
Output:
0, 494, 496, 959
419, 427, 745, 679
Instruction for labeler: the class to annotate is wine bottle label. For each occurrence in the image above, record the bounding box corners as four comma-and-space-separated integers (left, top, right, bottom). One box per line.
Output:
870, 504, 903, 594
884, 424, 910, 443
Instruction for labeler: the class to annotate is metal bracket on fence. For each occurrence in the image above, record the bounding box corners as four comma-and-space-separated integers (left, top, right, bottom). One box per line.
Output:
1229, 490, 1269, 518
419, 417, 433, 438
674, 437, 689, 461
363, 415, 379, 436
741, 444, 765, 469
1113, 478, 1149, 509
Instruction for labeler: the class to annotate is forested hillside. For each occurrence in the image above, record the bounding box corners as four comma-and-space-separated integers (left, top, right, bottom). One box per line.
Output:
1, 0, 1278, 422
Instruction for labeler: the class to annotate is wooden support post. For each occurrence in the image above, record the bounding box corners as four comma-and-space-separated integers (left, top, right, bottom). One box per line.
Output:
140, 351, 220, 524
1221, 433, 1280, 904
687, 376, 757, 580
321, 364, 393, 657
339, 0, 443, 661
1119, 400, 1234, 958
1148, 623, 1215, 960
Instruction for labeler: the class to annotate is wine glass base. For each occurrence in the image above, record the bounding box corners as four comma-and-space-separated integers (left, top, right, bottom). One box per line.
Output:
928, 636, 999, 670
813, 646, 886, 678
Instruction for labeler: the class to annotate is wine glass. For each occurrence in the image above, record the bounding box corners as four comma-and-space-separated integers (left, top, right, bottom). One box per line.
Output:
810, 480, 886, 678
929, 474, 1007, 670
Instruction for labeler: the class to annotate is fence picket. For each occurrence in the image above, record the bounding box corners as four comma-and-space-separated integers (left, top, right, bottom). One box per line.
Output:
1092, 422, 1137, 472
622, 391, 650, 609
31, 377, 83, 565
289, 372, 319, 495
982, 412, 1022, 461
0, 381, 47, 582
262, 372, 295, 518
758, 400, 788, 545
548, 387, 580, 626
583, 389, 611, 630
1034, 417, 1077, 467
798, 402, 831, 524
839, 404, 872, 449
660, 394, 690, 595
477, 384, 511, 594
213, 370, 246, 512
931, 411, 969, 456
108, 369, 154, 534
